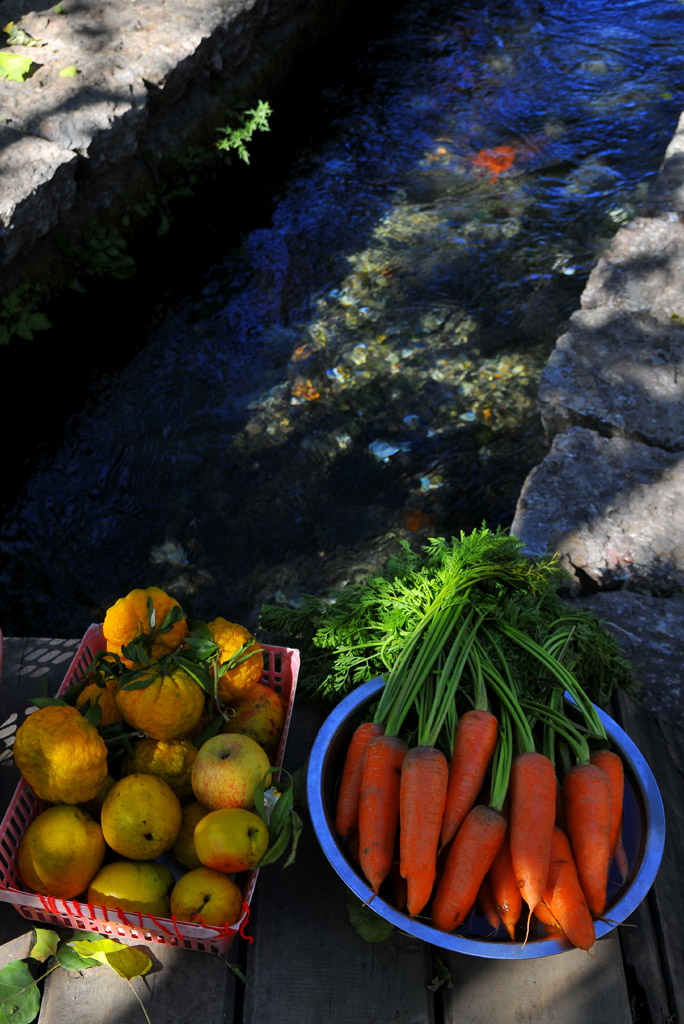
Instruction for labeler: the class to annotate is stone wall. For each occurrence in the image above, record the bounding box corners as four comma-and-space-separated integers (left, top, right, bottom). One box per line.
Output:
510, 112, 684, 728
0, 0, 363, 295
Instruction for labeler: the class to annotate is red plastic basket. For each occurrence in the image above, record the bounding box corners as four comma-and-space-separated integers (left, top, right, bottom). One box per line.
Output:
0, 624, 299, 954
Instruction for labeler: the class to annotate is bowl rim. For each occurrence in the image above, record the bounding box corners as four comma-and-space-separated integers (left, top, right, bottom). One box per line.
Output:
306, 676, 666, 960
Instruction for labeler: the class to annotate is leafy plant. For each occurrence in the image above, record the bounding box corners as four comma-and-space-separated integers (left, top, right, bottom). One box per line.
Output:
71, 223, 136, 289
0, 285, 51, 345
253, 767, 303, 868
259, 527, 637, 706
0, 929, 154, 1024
216, 99, 272, 163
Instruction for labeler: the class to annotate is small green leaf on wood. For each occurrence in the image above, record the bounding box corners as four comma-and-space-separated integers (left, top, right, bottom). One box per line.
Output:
103, 946, 152, 981
55, 944, 100, 971
345, 892, 395, 943
0, 52, 34, 81
67, 938, 151, 981
427, 951, 452, 992
29, 928, 59, 963
68, 937, 126, 964
0, 960, 41, 1024
59, 64, 78, 77
225, 962, 246, 983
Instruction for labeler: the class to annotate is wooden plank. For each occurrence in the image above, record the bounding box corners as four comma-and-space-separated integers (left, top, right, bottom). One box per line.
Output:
37, 941, 238, 1024
242, 700, 436, 1024
615, 901, 671, 1024
442, 932, 631, 1024
612, 689, 684, 1024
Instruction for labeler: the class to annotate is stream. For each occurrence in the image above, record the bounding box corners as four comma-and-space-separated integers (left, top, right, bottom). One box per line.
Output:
2, 0, 684, 639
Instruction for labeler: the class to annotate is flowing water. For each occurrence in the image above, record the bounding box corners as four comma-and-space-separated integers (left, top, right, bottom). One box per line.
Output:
3, 0, 684, 638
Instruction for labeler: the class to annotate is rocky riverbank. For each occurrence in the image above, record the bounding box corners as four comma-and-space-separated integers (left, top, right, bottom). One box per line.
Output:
0, 0, 362, 297
511, 112, 684, 731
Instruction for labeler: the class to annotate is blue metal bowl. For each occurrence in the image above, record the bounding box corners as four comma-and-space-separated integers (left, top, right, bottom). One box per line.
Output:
306, 676, 666, 959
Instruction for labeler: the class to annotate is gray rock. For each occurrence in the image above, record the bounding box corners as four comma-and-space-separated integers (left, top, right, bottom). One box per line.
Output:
0, 0, 362, 291
0, 131, 78, 265
510, 426, 684, 593
539, 307, 684, 451
641, 108, 684, 219
581, 214, 684, 315
570, 591, 684, 731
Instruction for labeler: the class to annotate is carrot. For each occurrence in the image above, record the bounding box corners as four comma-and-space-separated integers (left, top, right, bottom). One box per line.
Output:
533, 898, 561, 932
358, 734, 408, 895
487, 831, 522, 940
477, 874, 501, 934
399, 745, 449, 916
508, 751, 557, 915
335, 721, 385, 837
389, 844, 407, 911
555, 777, 566, 830
614, 835, 629, 883
589, 748, 625, 859
440, 709, 499, 847
540, 826, 595, 950
563, 761, 612, 916
432, 803, 508, 933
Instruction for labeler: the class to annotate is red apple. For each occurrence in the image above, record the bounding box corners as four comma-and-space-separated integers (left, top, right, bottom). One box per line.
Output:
191, 733, 271, 811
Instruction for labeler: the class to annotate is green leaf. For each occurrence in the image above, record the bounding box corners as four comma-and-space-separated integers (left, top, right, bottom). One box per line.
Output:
3, 22, 43, 45
265, 780, 293, 842
0, 960, 41, 1024
82, 701, 103, 727
345, 893, 394, 943
254, 817, 291, 868
280, 809, 303, 869
68, 937, 125, 964
158, 604, 184, 635
55, 944, 100, 971
191, 712, 224, 748
29, 929, 59, 963
30, 696, 67, 709
103, 946, 152, 981
58, 64, 78, 77
186, 619, 214, 642
427, 952, 452, 992
0, 52, 34, 81
225, 962, 246, 984
169, 654, 214, 693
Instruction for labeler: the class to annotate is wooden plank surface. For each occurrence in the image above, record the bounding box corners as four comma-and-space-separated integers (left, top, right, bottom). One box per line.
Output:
612, 689, 684, 1024
243, 699, 436, 1024
443, 933, 630, 1024
37, 941, 238, 1024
